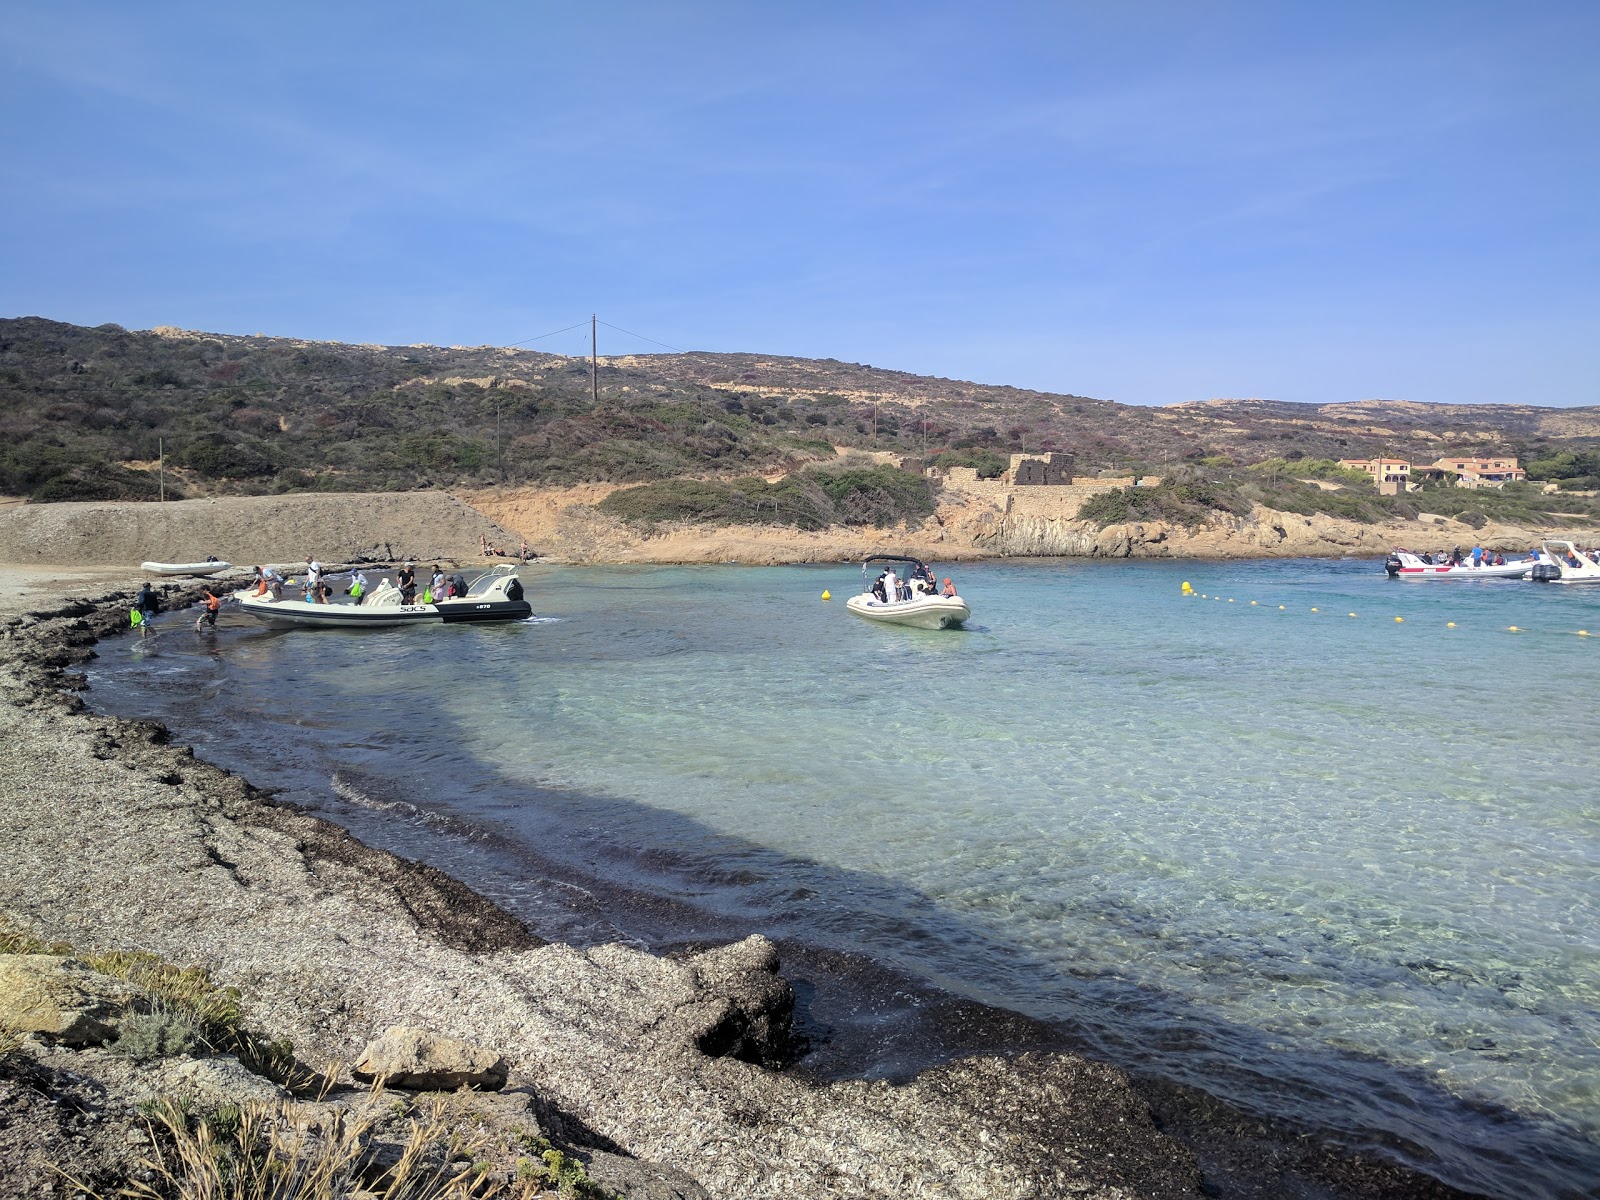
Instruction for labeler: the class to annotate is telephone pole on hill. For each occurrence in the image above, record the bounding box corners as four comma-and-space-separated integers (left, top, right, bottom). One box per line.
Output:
591, 314, 598, 405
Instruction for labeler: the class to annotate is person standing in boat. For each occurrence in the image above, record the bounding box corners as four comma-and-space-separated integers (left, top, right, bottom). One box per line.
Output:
398, 561, 417, 604
429, 566, 445, 603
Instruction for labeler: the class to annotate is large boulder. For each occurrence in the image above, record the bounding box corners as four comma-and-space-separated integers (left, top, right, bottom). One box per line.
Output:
0, 954, 143, 1045
351, 1026, 509, 1091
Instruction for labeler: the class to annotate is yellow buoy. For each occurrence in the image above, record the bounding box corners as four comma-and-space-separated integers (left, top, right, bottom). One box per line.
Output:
1508, 626, 1521, 632
1394, 616, 1404, 623
1348, 612, 1357, 618
1181, 581, 1194, 594
1250, 600, 1258, 606
1580, 630, 1590, 637
821, 590, 831, 601
1228, 598, 1235, 603
1311, 607, 1319, 613
1447, 622, 1457, 628
1278, 605, 1286, 610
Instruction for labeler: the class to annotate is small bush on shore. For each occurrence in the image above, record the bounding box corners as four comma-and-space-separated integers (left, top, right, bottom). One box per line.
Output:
0, 916, 298, 1086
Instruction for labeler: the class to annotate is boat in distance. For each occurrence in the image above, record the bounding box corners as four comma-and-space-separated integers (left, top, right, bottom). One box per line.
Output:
142, 559, 232, 577
846, 554, 970, 630
1383, 549, 1536, 580
238, 566, 531, 627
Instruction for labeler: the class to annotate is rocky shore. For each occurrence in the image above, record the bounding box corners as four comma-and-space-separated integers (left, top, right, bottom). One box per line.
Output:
0, 568, 1494, 1199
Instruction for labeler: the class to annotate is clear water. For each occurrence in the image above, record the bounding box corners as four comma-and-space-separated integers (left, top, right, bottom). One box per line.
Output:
88, 559, 1600, 1198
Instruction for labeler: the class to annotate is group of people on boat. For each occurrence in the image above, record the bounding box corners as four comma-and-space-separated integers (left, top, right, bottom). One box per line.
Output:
1411, 545, 1510, 568
871, 561, 957, 604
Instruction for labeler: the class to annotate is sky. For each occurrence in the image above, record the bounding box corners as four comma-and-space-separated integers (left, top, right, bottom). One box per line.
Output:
1, 1, 1596, 407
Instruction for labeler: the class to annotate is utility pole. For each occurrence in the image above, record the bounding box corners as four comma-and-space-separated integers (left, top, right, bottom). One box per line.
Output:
158, 438, 164, 502
591, 313, 598, 406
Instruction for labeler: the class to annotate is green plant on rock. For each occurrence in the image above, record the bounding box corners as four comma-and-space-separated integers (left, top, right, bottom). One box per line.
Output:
111, 1006, 201, 1061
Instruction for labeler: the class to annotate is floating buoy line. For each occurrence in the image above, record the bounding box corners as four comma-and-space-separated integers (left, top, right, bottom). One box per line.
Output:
1178, 582, 1594, 636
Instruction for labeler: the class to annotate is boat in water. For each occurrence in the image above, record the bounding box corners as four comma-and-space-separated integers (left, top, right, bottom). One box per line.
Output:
142, 558, 232, 577
1530, 540, 1600, 584
845, 555, 970, 629
1383, 549, 1536, 580
237, 565, 532, 627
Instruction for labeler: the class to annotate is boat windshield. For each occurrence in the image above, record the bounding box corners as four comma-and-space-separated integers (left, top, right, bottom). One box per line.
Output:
466, 569, 514, 597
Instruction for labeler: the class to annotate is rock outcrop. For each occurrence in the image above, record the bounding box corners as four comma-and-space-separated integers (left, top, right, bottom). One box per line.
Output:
0, 955, 143, 1045
353, 1026, 510, 1091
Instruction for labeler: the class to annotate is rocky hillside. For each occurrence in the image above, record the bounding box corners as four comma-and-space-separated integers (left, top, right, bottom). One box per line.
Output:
4, 316, 1598, 506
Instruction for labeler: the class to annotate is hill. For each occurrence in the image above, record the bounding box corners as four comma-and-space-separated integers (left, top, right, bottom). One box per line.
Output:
3, 316, 1598, 505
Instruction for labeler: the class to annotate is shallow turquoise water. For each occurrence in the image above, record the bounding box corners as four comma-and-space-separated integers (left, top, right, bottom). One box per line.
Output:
91, 558, 1600, 1197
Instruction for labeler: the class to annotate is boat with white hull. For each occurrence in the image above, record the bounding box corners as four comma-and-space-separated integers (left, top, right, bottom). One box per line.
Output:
238, 567, 531, 627
1383, 549, 1534, 580
142, 559, 231, 577
846, 555, 970, 629
1530, 541, 1600, 584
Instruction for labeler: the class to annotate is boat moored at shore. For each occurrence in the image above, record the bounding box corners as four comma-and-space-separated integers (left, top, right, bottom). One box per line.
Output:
237, 565, 532, 627
142, 558, 231, 577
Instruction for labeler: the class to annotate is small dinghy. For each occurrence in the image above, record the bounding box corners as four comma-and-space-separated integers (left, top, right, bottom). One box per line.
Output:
238, 566, 532, 627
845, 555, 970, 630
142, 558, 231, 577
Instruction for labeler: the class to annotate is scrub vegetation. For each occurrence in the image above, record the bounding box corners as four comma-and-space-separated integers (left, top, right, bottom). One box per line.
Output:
4, 317, 1599, 533
1077, 461, 1600, 530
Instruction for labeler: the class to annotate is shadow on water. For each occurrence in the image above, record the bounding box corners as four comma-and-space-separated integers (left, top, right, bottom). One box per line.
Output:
84, 581, 1600, 1200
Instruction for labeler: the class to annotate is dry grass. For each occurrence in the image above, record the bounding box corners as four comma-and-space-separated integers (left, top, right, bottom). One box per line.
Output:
123, 1090, 606, 1199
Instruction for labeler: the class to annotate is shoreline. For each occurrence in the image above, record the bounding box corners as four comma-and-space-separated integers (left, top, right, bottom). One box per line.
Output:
0, 563, 1508, 1198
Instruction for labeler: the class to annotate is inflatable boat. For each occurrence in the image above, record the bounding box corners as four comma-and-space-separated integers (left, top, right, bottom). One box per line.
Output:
846, 555, 970, 630
142, 559, 232, 577
237, 566, 532, 627
1382, 549, 1535, 580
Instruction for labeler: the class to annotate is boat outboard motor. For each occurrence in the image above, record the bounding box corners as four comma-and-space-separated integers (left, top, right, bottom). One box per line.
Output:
451, 573, 468, 597
1530, 562, 1562, 583
1384, 556, 1402, 578
505, 577, 524, 602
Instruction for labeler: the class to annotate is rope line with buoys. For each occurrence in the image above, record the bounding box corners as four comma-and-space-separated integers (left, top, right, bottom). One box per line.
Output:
1177, 582, 1595, 637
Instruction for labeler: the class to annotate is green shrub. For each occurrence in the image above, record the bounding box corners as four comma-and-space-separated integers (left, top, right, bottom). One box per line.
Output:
929, 449, 1009, 478
1078, 475, 1250, 528
112, 1008, 201, 1061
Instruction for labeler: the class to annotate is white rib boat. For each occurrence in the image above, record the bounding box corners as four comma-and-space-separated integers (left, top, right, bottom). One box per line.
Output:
141, 559, 232, 577
1382, 549, 1535, 580
237, 567, 532, 627
846, 555, 970, 630
1530, 541, 1600, 584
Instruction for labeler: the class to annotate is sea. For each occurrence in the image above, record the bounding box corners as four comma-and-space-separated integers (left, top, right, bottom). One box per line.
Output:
86, 557, 1600, 1199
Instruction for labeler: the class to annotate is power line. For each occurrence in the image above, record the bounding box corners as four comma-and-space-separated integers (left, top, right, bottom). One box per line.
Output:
597, 320, 683, 354
505, 320, 590, 348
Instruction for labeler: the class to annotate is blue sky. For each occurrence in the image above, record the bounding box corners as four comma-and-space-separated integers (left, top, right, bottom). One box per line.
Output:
2, 1, 1595, 406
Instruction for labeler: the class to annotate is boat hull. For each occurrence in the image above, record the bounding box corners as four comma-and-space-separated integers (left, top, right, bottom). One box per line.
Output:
142, 561, 231, 577
237, 596, 532, 627
846, 594, 970, 629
